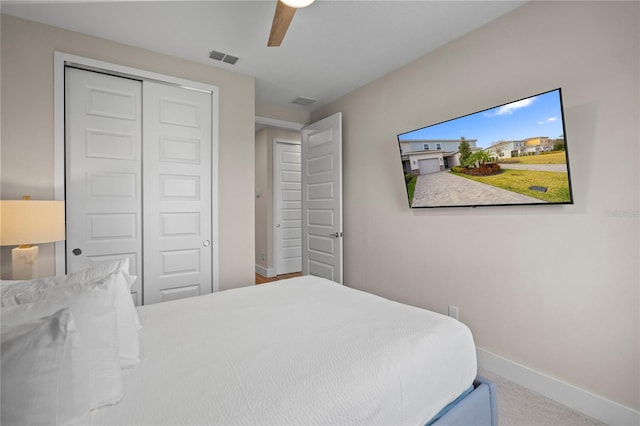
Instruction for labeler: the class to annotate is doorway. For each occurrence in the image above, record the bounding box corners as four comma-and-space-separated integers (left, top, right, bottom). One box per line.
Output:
254, 124, 302, 278
254, 113, 343, 284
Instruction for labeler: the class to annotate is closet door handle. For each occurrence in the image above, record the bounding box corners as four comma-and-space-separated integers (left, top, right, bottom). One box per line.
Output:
203, 240, 211, 247
72, 248, 82, 256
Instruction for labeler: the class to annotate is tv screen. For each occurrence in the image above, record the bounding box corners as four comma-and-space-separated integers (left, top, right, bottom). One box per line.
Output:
397, 88, 574, 208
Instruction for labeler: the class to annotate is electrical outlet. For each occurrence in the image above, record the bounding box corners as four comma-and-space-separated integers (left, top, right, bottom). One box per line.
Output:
260, 253, 265, 261
448, 305, 459, 320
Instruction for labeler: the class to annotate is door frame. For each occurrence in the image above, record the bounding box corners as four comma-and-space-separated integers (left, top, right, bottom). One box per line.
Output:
52, 52, 220, 292
272, 138, 302, 277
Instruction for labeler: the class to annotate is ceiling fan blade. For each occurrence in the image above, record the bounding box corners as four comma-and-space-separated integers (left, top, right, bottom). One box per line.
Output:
268, 0, 297, 47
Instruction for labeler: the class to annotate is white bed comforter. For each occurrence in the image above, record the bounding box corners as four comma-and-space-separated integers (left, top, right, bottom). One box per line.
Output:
91, 275, 476, 425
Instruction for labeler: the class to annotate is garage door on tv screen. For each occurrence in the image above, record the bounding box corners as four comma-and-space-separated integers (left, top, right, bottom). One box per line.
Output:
397, 88, 574, 208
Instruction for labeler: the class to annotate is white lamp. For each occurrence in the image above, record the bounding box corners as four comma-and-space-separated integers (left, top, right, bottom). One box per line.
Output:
0, 197, 66, 280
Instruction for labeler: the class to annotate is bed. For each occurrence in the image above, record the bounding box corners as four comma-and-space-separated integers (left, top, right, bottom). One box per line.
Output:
1, 266, 497, 426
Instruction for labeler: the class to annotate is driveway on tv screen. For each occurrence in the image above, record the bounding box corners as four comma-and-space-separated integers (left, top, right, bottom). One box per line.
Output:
412, 170, 544, 207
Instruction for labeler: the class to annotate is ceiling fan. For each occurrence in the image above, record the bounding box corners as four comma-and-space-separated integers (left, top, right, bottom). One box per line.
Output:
268, 0, 315, 47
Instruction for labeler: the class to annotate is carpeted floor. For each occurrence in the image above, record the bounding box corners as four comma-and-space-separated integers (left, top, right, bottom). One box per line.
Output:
478, 368, 606, 426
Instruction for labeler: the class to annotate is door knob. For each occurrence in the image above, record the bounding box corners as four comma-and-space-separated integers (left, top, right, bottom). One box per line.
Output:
72, 248, 82, 256
203, 240, 211, 247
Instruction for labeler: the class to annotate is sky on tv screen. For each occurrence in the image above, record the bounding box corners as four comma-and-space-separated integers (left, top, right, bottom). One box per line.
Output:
398, 89, 564, 149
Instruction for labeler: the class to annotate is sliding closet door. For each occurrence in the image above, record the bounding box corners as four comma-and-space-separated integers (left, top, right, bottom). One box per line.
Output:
66, 66, 214, 305
65, 67, 143, 303
142, 82, 213, 304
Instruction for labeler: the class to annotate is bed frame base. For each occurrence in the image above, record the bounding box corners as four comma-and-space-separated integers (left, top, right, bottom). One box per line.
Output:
430, 376, 498, 426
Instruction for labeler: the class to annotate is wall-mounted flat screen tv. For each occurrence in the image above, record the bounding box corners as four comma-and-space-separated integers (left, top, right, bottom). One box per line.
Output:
397, 88, 574, 208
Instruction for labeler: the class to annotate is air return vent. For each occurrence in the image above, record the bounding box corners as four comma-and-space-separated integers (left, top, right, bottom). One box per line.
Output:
290, 96, 317, 107
222, 55, 239, 65
209, 50, 239, 65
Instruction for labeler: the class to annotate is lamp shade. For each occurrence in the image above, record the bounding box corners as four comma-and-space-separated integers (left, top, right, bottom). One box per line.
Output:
0, 200, 66, 246
280, 0, 315, 8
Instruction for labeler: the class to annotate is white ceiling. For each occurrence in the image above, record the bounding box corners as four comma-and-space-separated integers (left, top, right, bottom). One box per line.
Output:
1, 0, 526, 112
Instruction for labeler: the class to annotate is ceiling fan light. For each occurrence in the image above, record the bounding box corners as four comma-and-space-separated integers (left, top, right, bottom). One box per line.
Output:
280, 0, 315, 8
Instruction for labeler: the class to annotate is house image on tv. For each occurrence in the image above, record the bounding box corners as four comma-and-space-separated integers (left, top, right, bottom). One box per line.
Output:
485, 136, 559, 159
399, 138, 478, 175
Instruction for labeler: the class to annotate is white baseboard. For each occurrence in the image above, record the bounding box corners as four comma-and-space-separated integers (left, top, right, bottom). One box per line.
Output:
255, 264, 275, 278
477, 348, 640, 426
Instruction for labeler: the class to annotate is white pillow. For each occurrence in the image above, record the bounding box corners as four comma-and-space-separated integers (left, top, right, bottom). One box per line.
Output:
1, 259, 141, 368
1, 308, 91, 425
110, 269, 141, 368
1, 273, 123, 410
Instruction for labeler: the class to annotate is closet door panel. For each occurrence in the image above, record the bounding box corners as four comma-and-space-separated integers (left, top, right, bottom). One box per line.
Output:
142, 82, 213, 305
65, 68, 143, 304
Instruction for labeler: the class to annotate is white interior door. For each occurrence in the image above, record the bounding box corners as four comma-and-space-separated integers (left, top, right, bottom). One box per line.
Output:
274, 141, 302, 275
142, 81, 213, 304
301, 112, 343, 284
65, 67, 143, 303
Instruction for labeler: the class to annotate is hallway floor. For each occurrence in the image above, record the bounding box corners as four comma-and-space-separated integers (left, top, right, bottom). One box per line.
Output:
255, 272, 302, 284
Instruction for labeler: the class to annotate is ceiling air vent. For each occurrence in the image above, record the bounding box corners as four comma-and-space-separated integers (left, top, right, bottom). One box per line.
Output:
290, 96, 317, 107
209, 50, 239, 65
222, 55, 239, 65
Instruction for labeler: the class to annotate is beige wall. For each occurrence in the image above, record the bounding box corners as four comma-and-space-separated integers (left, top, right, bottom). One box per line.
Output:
0, 14, 256, 290
255, 127, 301, 274
312, 1, 639, 410
256, 103, 310, 125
